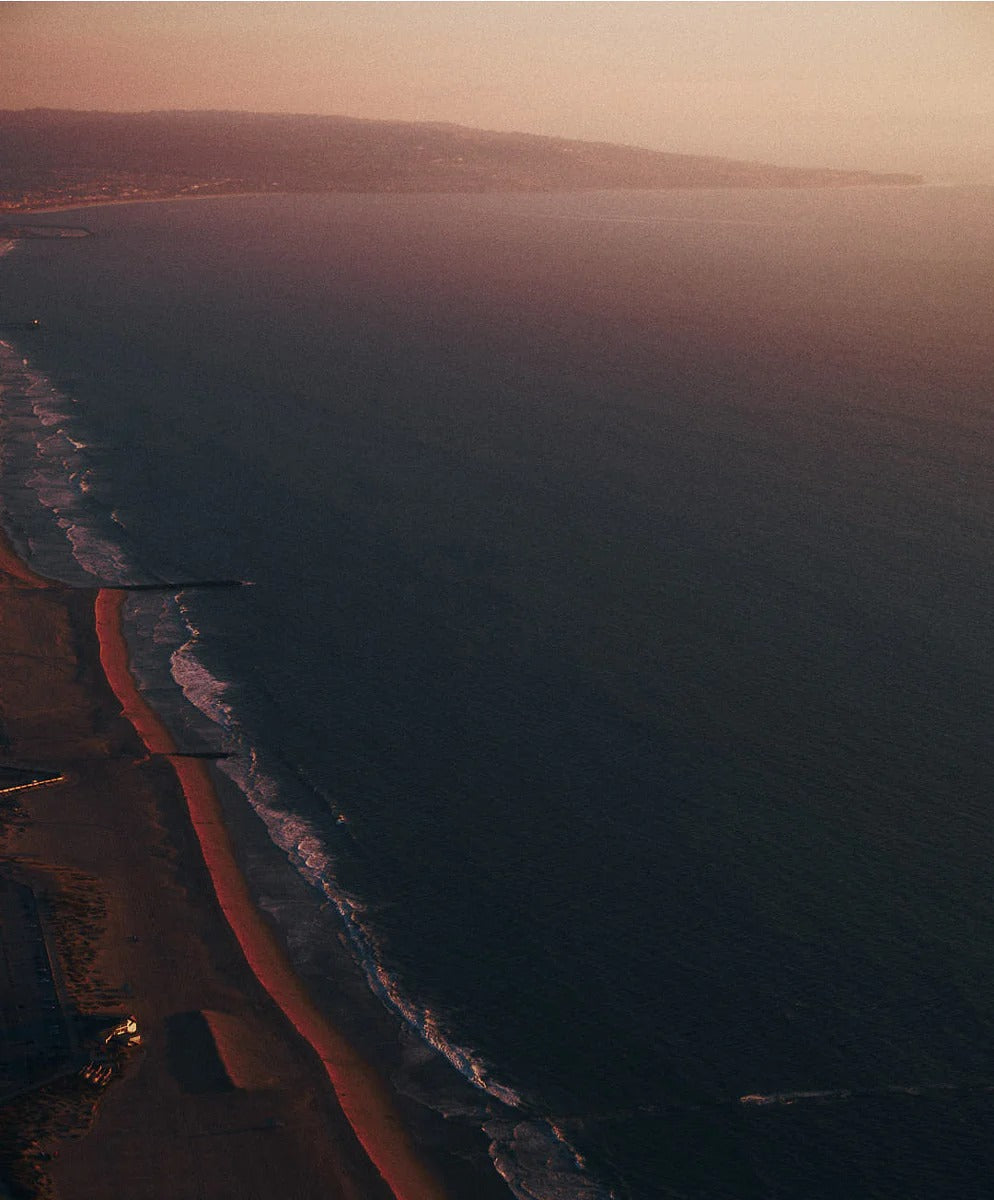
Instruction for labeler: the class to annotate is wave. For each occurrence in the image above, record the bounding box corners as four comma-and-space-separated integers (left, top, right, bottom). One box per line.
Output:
168, 618, 526, 1108
740, 1080, 994, 1108
0, 343, 146, 586
0, 338, 619, 1200
166, 611, 615, 1200
740, 1089, 853, 1107
486, 1118, 619, 1200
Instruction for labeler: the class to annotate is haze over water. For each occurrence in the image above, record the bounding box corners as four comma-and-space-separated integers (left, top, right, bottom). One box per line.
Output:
2, 183, 994, 1198
3, 3, 992, 181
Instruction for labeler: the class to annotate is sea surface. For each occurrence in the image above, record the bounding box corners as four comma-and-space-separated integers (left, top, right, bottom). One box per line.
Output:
2, 185, 994, 1199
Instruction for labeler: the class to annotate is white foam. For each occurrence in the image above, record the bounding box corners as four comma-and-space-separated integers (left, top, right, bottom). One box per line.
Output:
0, 351, 141, 584
170, 640, 237, 731
8, 353, 621, 1200
740, 1088, 853, 1106
485, 1118, 618, 1200
169, 628, 531, 1118
368, 970, 523, 1111
61, 520, 135, 580
151, 595, 188, 647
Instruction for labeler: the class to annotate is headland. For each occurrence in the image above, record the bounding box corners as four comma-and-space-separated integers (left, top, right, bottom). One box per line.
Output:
0, 108, 923, 214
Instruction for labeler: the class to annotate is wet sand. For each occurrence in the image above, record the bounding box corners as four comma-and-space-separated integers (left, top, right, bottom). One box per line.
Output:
0, 537, 450, 1197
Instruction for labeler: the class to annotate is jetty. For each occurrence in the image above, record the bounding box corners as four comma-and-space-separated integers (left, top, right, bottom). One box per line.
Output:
106, 579, 249, 592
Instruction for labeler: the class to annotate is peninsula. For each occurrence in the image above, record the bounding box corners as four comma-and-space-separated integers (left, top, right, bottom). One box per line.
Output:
0, 108, 921, 213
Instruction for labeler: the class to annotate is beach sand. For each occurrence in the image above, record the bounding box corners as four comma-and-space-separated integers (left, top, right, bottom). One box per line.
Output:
0, 537, 454, 1197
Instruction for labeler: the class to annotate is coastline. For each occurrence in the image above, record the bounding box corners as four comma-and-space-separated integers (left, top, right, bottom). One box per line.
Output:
0, 537, 455, 1194
2, 192, 280, 219
93, 590, 447, 1200
3, 173, 992, 1200
0, 171, 949, 224
0, 224, 522, 1191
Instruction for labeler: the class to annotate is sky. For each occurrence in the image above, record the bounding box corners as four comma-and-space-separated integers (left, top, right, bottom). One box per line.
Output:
1, 2, 992, 180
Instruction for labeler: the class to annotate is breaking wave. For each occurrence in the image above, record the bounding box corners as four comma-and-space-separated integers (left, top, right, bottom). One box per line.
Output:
0, 340, 146, 585
165, 619, 612, 1198
0, 338, 617, 1200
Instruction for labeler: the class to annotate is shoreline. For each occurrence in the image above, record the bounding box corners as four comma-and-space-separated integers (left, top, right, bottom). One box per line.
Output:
0, 526, 457, 1193
93, 589, 447, 1200
0, 173, 959, 223
2, 191, 281, 218
0, 315, 519, 1200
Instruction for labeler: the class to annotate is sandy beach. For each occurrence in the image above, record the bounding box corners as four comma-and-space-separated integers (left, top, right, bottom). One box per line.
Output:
0, 534, 452, 1196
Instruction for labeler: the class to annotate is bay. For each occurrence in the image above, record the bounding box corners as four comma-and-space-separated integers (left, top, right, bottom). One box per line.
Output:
2, 185, 994, 1198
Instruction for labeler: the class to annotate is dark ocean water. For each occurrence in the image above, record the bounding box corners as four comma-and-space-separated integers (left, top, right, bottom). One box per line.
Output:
2, 186, 994, 1199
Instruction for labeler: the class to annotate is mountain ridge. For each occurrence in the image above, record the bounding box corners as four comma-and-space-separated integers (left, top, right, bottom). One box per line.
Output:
0, 107, 922, 212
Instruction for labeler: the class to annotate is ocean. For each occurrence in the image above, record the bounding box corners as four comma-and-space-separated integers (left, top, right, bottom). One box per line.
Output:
2, 184, 993, 1199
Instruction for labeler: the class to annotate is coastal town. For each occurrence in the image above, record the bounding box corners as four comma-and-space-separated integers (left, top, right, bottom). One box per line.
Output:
0, 171, 249, 215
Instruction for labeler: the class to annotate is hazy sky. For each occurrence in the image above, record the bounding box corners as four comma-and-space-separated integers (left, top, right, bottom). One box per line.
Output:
1, 2, 991, 179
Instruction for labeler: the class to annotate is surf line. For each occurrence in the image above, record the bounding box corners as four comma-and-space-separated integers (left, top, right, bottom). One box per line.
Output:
94, 587, 448, 1200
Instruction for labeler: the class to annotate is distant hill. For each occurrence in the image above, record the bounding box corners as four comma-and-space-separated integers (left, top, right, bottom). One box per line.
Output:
0, 108, 922, 211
